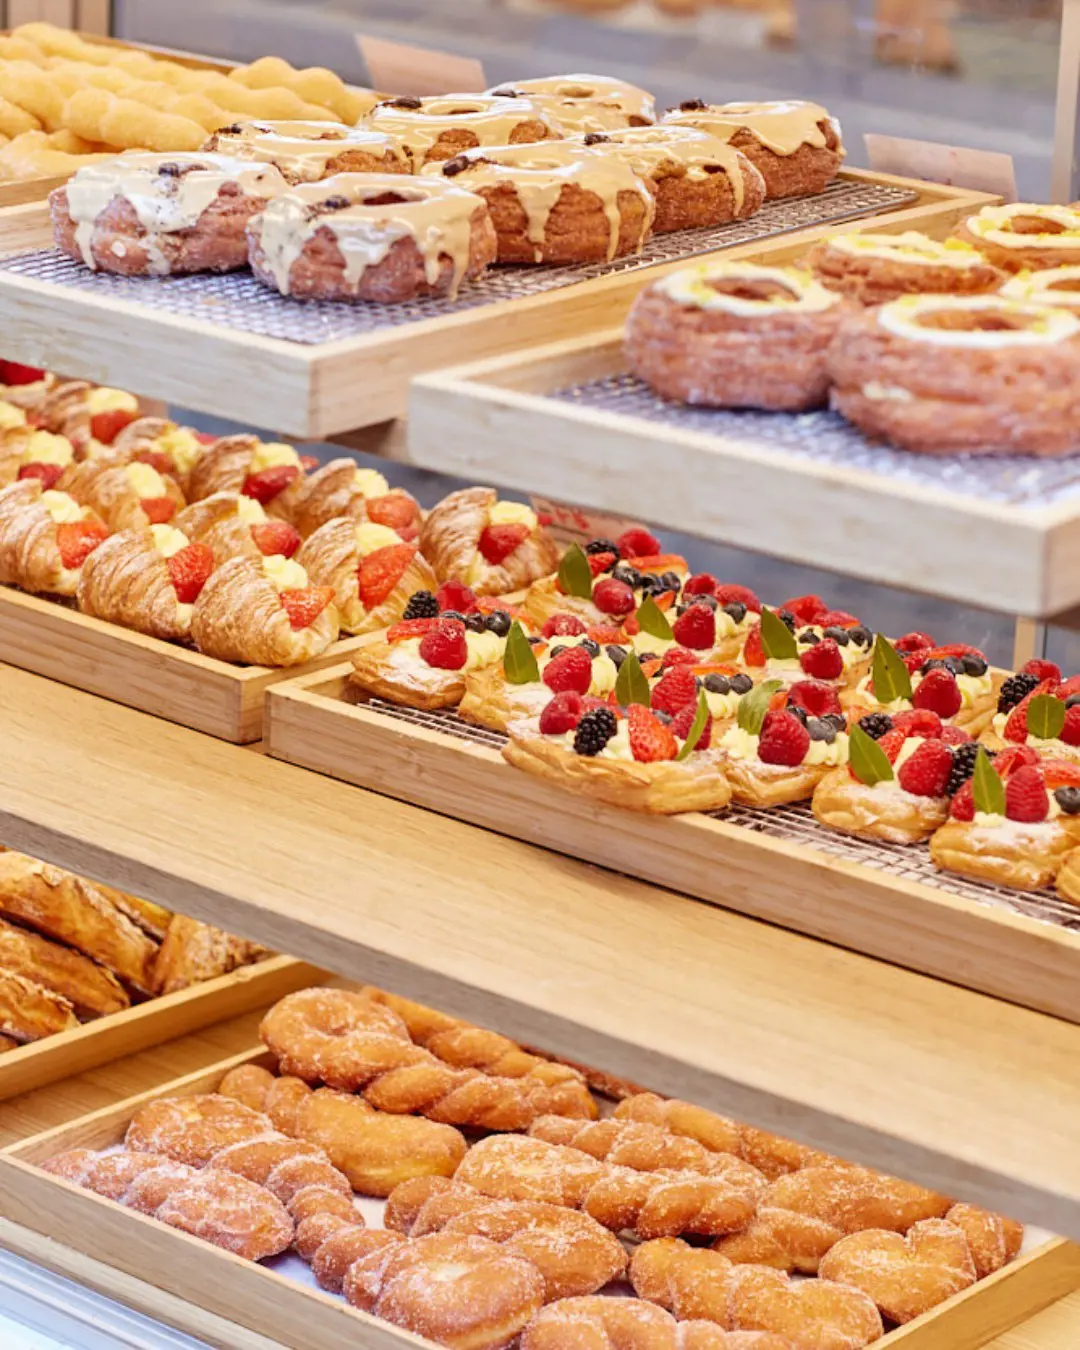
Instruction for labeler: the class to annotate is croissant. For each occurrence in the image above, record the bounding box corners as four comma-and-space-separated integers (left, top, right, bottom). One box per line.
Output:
297, 520, 438, 635
0, 914, 129, 1018
110, 416, 210, 494
0, 968, 78, 1042
0, 479, 108, 596
190, 554, 339, 666
290, 458, 422, 541
175, 491, 300, 567
59, 455, 186, 531
78, 527, 212, 642
0, 425, 76, 488
41, 382, 140, 453
186, 434, 308, 521
419, 487, 559, 596
151, 914, 263, 996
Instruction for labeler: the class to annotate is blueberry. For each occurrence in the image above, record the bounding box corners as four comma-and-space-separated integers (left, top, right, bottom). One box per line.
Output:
1055, 787, 1080, 814
703, 674, 731, 695
613, 564, 641, 589
777, 609, 796, 630
789, 705, 809, 726
822, 625, 850, 646
961, 654, 988, 677
848, 625, 872, 647
606, 645, 628, 667
661, 571, 682, 592
721, 602, 747, 624
654, 710, 673, 726
637, 651, 658, 664
808, 717, 837, 742
464, 613, 487, 633
526, 635, 543, 645
730, 673, 753, 694
549, 644, 568, 659
485, 610, 511, 636
797, 628, 820, 645
691, 593, 718, 611
1067, 694, 1080, 709
580, 638, 600, 658
441, 610, 465, 624
823, 712, 848, 731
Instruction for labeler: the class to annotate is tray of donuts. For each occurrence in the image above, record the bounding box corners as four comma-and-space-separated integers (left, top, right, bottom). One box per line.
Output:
408, 198, 1080, 621
0, 848, 321, 1101
0, 364, 449, 741
4, 981, 1078, 1350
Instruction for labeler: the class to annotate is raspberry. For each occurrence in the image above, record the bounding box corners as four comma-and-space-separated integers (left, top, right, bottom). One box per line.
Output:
241, 464, 299, 504
543, 646, 593, 695
741, 624, 765, 667
1023, 658, 1062, 684
166, 542, 214, 604
539, 691, 585, 734
478, 522, 530, 565
758, 710, 810, 766
141, 496, 176, 524
912, 669, 962, 719
891, 708, 942, 738
715, 583, 760, 613
894, 631, 935, 654
90, 409, 137, 444
661, 647, 699, 668
617, 527, 661, 559
1005, 765, 1049, 823
279, 586, 334, 631
366, 493, 418, 536
627, 703, 678, 762
672, 701, 711, 750
387, 618, 437, 642
876, 729, 907, 763
18, 462, 64, 490
55, 519, 108, 570
418, 617, 468, 670
592, 577, 635, 616
250, 521, 301, 559
542, 613, 587, 638
781, 594, 828, 625
357, 543, 414, 610
940, 724, 972, 747
787, 680, 841, 717
902, 651, 928, 675
951, 780, 975, 820
818, 609, 859, 628
993, 745, 1040, 778
897, 739, 952, 798
651, 666, 699, 716
1062, 706, 1080, 746
672, 602, 716, 651
588, 551, 617, 576
436, 580, 479, 613
573, 706, 618, 755
683, 573, 718, 596
799, 638, 843, 681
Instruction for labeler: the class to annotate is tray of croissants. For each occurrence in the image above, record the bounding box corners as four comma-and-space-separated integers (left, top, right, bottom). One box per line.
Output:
0, 847, 317, 1101
3, 980, 1070, 1350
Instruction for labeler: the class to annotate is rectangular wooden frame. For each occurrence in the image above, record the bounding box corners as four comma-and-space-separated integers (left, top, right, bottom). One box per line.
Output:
3, 1048, 1079, 1350
0, 175, 995, 438
265, 665, 1080, 1029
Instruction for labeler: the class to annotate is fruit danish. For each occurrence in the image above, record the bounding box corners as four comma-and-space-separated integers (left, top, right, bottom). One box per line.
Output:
0, 425, 75, 489
190, 553, 339, 666
441, 141, 655, 264
662, 99, 844, 198
625, 261, 849, 411
979, 663, 1080, 760
0, 478, 108, 596
185, 434, 307, 522
297, 522, 437, 635
58, 455, 185, 531
77, 525, 214, 643
954, 202, 1080, 273
579, 126, 765, 232
175, 491, 301, 567
50, 151, 288, 276
739, 602, 872, 691
290, 459, 420, 541
365, 93, 557, 167
804, 230, 1003, 306
204, 118, 409, 182
247, 172, 497, 302
842, 635, 997, 734
420, 488, 559, 596
488, 74, 657, 130
827, 294, 1080, 457
109, 417, 213, 495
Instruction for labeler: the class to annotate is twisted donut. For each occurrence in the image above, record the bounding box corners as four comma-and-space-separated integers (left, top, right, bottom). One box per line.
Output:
521, 1297, 791, 1349
818, 1219, 977, 1323
529, 1116, 741, 1175
613, 1094, 741, 1157
313, 1227, 400, 1294
727, 1266, 883, 1350
944, 1203, 1023, 1278
712, 1205, 845, 1274
630, 1237, 735, 1323
760, 1166, 952, 1236
125, 1093, 275, 1166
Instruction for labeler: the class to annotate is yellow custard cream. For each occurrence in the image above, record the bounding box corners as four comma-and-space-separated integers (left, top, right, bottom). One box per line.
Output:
394, 630, 506, 676
41, 491, 83, 525
354, 467, 390, 497
150, 524, 190, 557
250, 441, 301, 473
355, 522, 403, 555
22, 431, 73, 467
719, 724, 849, 767
263, 555, 308, 591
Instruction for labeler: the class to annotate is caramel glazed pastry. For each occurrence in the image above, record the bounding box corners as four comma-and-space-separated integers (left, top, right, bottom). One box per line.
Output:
50, 151, 289, 277
954, 202, 1080, 273
440, 141, 656, 265
663, 99, 844, 199
625, 261, 849, 411
246, 173, 497, 303
804, 230, 1003, 306
203, 119, 409, 183
487, 74, 659, 132
363, 93, 559, 169
827, 294, 1080, 457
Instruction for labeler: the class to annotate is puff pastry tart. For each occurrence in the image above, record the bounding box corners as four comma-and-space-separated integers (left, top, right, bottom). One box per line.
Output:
716, 691, 850, 808
953, 202, 1080, 273
979, 665, 1080, 760
58, 455, 186, 531
175, 491, 301, 567
739, 604, 872, 692
191, 553, 339, 666
290, 460, 420, 542
109, 417, 214, 496
420, 488, 559, 597
804, 230, 1002, 306
297, 522, 437, 636
0, 426, 75, 490
843, 641, 998, 735
186, 434, 307, 521
0, 479, 108, 596
78, 525, 215, 643
488, 74, 657, 131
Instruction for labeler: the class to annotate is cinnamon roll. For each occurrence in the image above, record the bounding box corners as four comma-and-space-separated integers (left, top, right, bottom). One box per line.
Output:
203, 120, 409, 183
364, 94, 556, 169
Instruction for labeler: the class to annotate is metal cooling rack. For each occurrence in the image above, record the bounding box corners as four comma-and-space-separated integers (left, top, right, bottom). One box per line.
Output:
551, 373, 1080, 508
0, 180, 915, 346
366, 697, 1080, 933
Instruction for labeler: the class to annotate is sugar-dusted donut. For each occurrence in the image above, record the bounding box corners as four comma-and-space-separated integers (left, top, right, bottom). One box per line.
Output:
122, 1161, 200, 1215
125, 1093, 275, 1166
207, 1133, 324, 1186
613, 1093, 742, 1156
818, 1219, 977, 1323
944, 1203, 1023, 1278
313, 1226, 400, 1293
805, 230, 1002, 305
155, 1169, 294, 1261
522, 1297, 787, 1349
630, 1236, 735, 1322
727, 1266, 883, 1349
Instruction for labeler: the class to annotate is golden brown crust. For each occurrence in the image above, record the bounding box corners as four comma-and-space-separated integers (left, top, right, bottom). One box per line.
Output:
929, 817, 1075, 890
349, 635, 467, 709
944, 1203, 1023, 1278
811, 767, 948, 844
0, 968, 79, 1041
614, 1094, 742, 1156
713, 1205, 844, 1274
953, 206, 1080, 273
630, 1237, 735, 1321
762, 1165, 952, 1235
521, 574, 609, 629
77, 529, 194, 642
420, 487, 560, 596
190, 555, 339, 667
0, 479, 98, 597
151, 914, 262, 995
297, 521, 436, 635
719, 754, 830, 807
804, 236, 1002, 305
291, 459, 420, 540
111, 417, 204, 496
522, 1298, 773, 1350
727, 1265, 883, 1349
58, 456, 186, 531
459, 661, 552, 732
0, 915, 129, 1018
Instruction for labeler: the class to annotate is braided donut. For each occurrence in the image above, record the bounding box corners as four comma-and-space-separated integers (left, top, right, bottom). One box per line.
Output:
818, 1219, 977, 1323
207, 1134, 326, 1185
313, 1226, 400, 1294
264, 1154, 352, 1205
125, 1093, 274, 1166
521, 1297, 791, 1349
123, 1161, 200, 1215
343, 1230, 545, 1350
453, 1135, 605, 1207
761, 1166, 952, 1236
613, 1094, 741, 1157
156, 1169, 294, 1261
81, 1150, 169, 1201
944, 1203, 1023, 1279
41, 1149, 98, 1185
737, 1128, 841, 1181
529, 1116, 740, 1175
727, 1266, 883, 1350
713, 1205, 844, 1274
295, 1207, 364, 1261
630, 1237, 735, 1322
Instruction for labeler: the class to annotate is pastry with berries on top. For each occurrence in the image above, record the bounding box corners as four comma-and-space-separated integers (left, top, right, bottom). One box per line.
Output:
58, 454, 186, 533
78, 525, 216, 643
349, 581, 524, 710
296, 522, 437, 635
186, 434, 311, 523
843, 634, 999, 735
0, 478, 109, 598
24, 381, 140, 456
175, 492, 301, 568
290, 459, 422, 542
0, 424, 76, 491
929, 748, 1080, 890
105, 417, 216, 497
420, 486, 559, 598
738, 595, 872, 692
979, 661, 1080, 760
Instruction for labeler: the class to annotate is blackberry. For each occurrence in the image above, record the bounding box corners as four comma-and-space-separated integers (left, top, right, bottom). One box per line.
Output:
808, 717, 836, 743
573, 707, 617, 756
703, 673, 730, 695
730, 673, 753, 694
580, 638, 600, 658
586, 537, 620, 556
485, 610, 511, 636
1055, 787, 1080, 815
858, 712, 893, 740
464, 613, 487, 634
606, 645, 628, 668
822, 625, 850, 646
403, 590, 439, 620
961, 653, 988, 677
721, 601, 746, 625
998, 671, 1038, 713
947, 740, 985, 796
777, 609, 796, 630
797, 628, 820, 645
848, 625, 872, 648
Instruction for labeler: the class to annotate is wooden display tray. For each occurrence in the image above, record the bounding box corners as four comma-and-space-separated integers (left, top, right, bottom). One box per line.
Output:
3, 1047, 1079, 1350
265, 665, 1080, 1030
0, 954, 321, 1103
0, 583, 378, 742
0, 175, 994, 438
407, 329, 1080, 620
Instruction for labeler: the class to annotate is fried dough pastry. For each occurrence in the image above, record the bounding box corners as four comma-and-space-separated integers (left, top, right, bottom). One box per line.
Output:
762, 1166, 951, 1235
123, 1161, 200, 1214
954, 203, 1080, 273
185, 434, 305, 521
77, 528, 204, 643
818, 1219, 976, 1323
190, 555, 339, 667
59, 456, 185, 532
944, 1203, 1023, 1278
297, 520, 436, 635
218, 1061, 466, 1196
151, 914, 262, 995
0, 968, 77, 1042
314, 1226, 399, 1293
0, 915, 128, 1018
343, 1230, 545, 1350
0, 852, 158, 993
625, 262, 848, 411
0, 479, 107, 597
930, 815, 1075, 891
291, 459, 421, 541
0, 1034, 18, 1053
420, 487, 559, 596
804, 231, 1002, 305
209, 1133, 327, 1186
126, 1092, 275, 1166
529, 1116, 747, 1177
728, 1267, 882, 1350
811, 766, 949, 844
366, 93, 557, 167
631, 1237, 736, 1322
205, 119, 407, 182
1001, 265, 1080, 312
713, 1206, 845, 1274
522, 1297, 786, 1349
736, 1127, 841, 1181
614, 1094, 742, 1157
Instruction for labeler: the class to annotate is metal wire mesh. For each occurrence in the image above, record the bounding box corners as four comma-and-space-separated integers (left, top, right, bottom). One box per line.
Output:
365, 697, 1080, 933
0, 180, 916, 346
551, 372, 1080, 508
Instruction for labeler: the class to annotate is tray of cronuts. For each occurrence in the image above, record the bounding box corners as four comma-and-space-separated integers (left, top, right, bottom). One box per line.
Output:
4, 980, 1073, 1350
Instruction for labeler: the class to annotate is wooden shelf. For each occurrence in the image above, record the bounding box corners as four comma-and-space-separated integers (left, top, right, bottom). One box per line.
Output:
4, 662, 1080, 1238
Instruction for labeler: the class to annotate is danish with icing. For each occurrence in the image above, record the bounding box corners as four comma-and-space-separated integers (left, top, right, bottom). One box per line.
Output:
954, 202, 1080, 272
805, 230, 1002, 305
365, 93, 557, 167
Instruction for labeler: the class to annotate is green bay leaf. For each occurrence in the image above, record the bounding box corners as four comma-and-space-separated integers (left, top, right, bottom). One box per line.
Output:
636, 595, 674, 642
503, 620, 540, 685
972, 746, 1006, 816
557, 543, 593, 600
871, 633, 912, 706
676, 689, 710, 761
1026, 693, 1066, 742
615, 650, 651, 708
848, 723, 894, 786
760, 606, 797, 661
736, 678, 783, 736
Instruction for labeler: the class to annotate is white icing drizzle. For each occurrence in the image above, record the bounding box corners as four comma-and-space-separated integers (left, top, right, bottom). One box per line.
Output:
656, 261, 839, 314
443, 141, 654, 262
577, 126, 748, 213
1001, 266, 1080, 309
964, 203, 1080, 249
488, 74, 657, 126
254, 172, 487, 299
207, 120, 408, 182
825, 230, 987, 268
364, 95, 556, 163
662, 100, 842, 158
875, 293, 1080, 348
65, 151, 286, 275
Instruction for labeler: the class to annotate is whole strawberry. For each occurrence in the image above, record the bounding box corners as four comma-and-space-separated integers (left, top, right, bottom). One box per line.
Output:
912, 669, 962, 719
1005, 765, 1049, 822
896, 739, 952, 798
419, 617, 468, 670
436, 579, 479, 613
672, 701, 711, 750
542, 613, 587, 638
627, 703, 678, 762
683, 572, 718, 596
799, 638, 843, 681
543, 646, 593, 696
758, 710, 810, 766
672, 601, 716, 651
651, 666, 698, 716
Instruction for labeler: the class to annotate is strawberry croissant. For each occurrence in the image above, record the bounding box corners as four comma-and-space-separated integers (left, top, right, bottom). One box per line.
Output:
58, 456, 186, 532
0, 479, 108, 596
186, 434, 311, 522
296, 520, 436, 635
191, 554, 339, 666
175, 492, 301, 567
290, 458, 421, 541
78, 526, 215, 642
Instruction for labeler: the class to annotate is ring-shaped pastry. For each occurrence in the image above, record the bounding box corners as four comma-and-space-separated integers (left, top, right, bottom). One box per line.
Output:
489, 74, 656, 130
827, 294, 1080, 456
204, 119, 409, 182
1001, 264, 1080, 310
804, 230, 1002, 305
365, 94, 556, 168
954, 202, 1080, 273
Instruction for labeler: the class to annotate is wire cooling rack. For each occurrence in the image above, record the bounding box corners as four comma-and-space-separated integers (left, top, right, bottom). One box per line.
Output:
366, 696, 1080, 933
0, 180, 916, 345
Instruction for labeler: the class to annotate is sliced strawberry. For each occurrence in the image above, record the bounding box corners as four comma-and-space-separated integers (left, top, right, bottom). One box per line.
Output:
0, 360, 45, 385
478, 522, 530, 566
1043, 759, 1080, 789
542, 614, 587, 638
242, 464, 299, 504
367, 492, 418, 537
588, 625, 625, 645
588, 551, 617, 577
251, 521, 301, 559
629, 553, 685, 574
627, 703, 678, 762
141, 496, 176, 524
280, 586, 334, 631
299, 454, 320, 473
17, 462, 63, 490
387, 618, 438, 642
741, 623, 765, 667
195, 431, 218, 446
166, 542, 214, 604
951, 780, 975, 820
55, 518, 108, 570
437, 580, 479, 614
134, 449, 172, 476
787, 680, 842, 717
994, 744, 1040, 778
90, 409, 138, 444
358, 543, 415, 610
